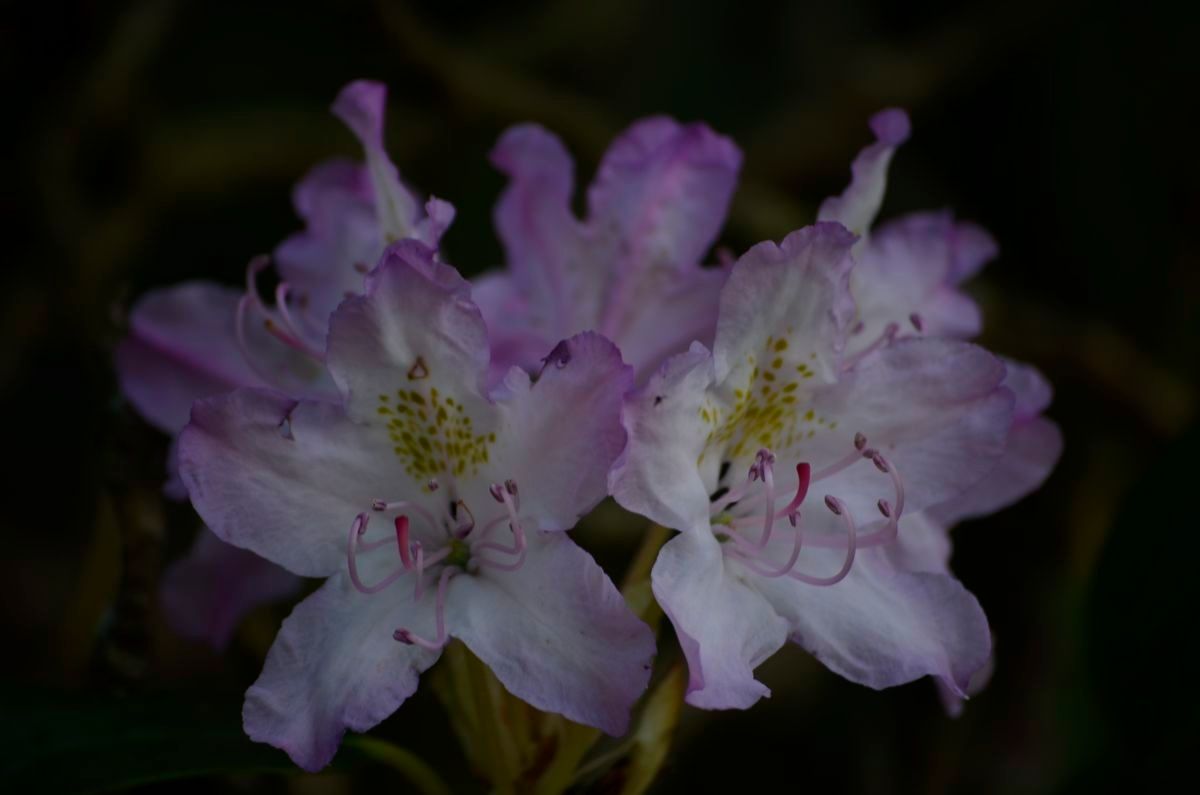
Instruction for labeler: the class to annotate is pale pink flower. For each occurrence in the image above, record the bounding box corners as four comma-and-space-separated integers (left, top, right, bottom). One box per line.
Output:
179, 243, 653, 770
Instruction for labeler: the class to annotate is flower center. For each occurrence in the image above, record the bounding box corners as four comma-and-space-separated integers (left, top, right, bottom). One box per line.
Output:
708, 433, 905, 586
344, 478, 529, 649
700, 334, 838, 462
376, 373, 496, 481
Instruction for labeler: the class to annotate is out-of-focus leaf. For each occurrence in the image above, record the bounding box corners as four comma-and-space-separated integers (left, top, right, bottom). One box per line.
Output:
346, 737, 453, 795
617, 664, 687, 795
0, 688, 410, 793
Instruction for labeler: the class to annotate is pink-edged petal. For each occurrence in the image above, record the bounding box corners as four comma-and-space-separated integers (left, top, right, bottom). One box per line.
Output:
753, 548, 991, 695
414, 197, 456, 246
610, 343, 718, 534
713, 222, 858, 386
932, 416, 1061, 524
326, 240, 492, 425
930, 360, 1061, 523
807, 338, 1013, 518
488, 332, 632, 530
490, 123, 587, 330
852, 210, 990, 344
273, 158, 379, 323
160, 530, 302, 649
915, 287, 984, 340
331, 80, 420, 243
817, 108, 911, 238
1004, 357, 1054, 420
244, 571, 441, 771
447, 533, 655, 735
587, 116, 743, 273
946, 219, 999, 285
116, 282, 261, 433
607, 265, 728, 382
472, 269, 551, 384
937, 651, 994, 717
651, 530, 789, 709
179, 388, 406, 577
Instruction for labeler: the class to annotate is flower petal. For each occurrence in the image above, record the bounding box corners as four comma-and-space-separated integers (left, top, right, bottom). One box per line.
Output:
447, 533, 655, 734
753, 548, 991, 695
273, 158, 379, 323
885, 512, 953, 574
610, 343, 718, 534
610, 266, 728, 382
587, 116, 742, 273
808, 338, 1013, 517
817, 108, 911, 239
244, 571, 440, 771
945, 219, 999, 285
490, 123, 586, 327
930, 360, 1062, 523
852, 210, 992, 344
471, 269, 551, 385
116, 282, 261, 433
326, 240, 492, 426
651, 530, 789, 709
160, 530, 302, 649
713, 222, 857, 386
331, 80, 421, 243
179, 388, 406, 577
488, 332, 632, 530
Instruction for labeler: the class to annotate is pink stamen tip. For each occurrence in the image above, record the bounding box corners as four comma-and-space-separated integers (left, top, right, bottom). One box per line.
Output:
878, 499, 892, 518
489, 483, 505, 503
872, 453, 890, 473
505, 479, 518, 496
372, 499, 387, 511
354, 262, 370, 274
788, 512, 799, 527
862, 447, 878, 459
393, 568, 453, 648
852, 321, 865, 335
883, 322, 900, 340
910, 313, 924, 332
824, 495, 843, 515
395, 516, 413, 569
795, 463, 811, 503
854, 432, 867, 451
427, 479, 440, 492
355, 513, 370, 536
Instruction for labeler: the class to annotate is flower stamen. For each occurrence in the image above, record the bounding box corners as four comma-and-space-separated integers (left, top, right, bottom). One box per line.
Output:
393, 567, 454, 650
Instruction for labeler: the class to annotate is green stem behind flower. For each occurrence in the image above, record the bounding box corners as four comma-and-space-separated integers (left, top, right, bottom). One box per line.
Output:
346, 736, 453, 795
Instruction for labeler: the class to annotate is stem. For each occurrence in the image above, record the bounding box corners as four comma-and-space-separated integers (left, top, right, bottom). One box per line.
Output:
346, 736, 453, 795
621, 523, 672, 627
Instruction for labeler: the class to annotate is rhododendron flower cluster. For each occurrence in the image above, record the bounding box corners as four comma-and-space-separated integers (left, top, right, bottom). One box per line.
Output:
115, 80, 1060, 773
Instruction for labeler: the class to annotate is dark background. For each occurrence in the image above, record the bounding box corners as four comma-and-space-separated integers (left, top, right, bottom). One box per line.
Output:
3, 1, 1197, 792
